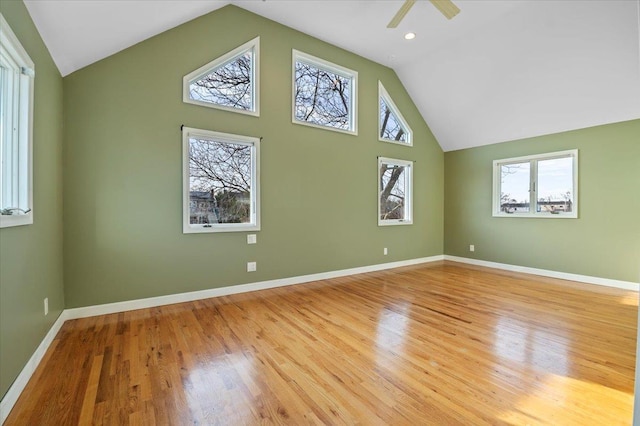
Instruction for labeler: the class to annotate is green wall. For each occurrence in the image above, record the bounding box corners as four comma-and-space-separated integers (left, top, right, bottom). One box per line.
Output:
0, 1, 65, 399
62, 5, 444, 308
444, 119, 640, 283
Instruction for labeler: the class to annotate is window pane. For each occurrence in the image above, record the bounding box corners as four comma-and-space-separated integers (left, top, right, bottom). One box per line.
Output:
294, 61, 351, 130
189, 50, 253, 110
379, 97, 408, 143
189, 138, 252, 225
1, 54, 19, 210
0, 63, 10, 209
500, 162, 530, 213
537, 157, 574, 214
380, 163, 406, 220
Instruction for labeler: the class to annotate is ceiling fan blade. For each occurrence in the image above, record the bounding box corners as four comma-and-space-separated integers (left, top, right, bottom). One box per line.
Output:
387, 0, 417, 28
429, 0, 461, 20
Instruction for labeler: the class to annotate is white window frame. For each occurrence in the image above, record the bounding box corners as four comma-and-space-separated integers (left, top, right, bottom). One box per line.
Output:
292, 50, 358, 135
492, 149, 578, 218
0, 13, 34, 228
378, 81, 412, 146
183, 37, 260, 116
378, 157, 413, 226
182, 127, 260, 233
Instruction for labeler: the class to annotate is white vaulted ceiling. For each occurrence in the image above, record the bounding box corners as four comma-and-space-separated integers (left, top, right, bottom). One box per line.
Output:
23, 0, 640, 151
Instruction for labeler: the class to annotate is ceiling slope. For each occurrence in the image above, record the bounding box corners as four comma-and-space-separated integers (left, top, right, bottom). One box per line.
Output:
23, 0, 640, 151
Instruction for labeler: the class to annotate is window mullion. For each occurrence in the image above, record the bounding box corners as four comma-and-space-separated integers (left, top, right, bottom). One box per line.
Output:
530, 160, 537, 214
0, 66, 8, 209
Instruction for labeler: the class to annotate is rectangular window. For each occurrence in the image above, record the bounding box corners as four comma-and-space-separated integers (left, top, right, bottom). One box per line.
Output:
378, 157, 413, 226
182, 127, 260, 233
0, 14, 34, 228
293, 50, 357, 135
493, 150, 578, 218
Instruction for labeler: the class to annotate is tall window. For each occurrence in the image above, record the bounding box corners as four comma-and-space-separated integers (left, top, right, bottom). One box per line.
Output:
379, 82, 412, 146
493, 150, 578, 218
183, 127, 260, 233
183, 37, 259, 116
0, 14, 34, 228
293, 50, 357, 134
378, 157, 413, 226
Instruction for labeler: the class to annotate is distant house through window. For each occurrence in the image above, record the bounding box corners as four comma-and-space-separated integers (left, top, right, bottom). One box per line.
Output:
183, 37, 259, 116
182, 127, 260, 233
293, 50, 357, 134
378, 82, 412, 146
493, 150, 578, 218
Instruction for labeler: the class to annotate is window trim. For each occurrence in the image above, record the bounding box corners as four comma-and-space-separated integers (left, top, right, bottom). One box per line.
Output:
378, 81, 412, 146
378, 156, 413, 226
292, 49, 358, 135
0, 13, 34, 229
182, 127, 260, 234
182, 37, 260, 117
492, 149, 578, 219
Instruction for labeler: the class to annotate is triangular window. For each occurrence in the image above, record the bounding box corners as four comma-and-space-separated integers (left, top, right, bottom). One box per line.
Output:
378, 82, 412, 145
183, 37, 259, 116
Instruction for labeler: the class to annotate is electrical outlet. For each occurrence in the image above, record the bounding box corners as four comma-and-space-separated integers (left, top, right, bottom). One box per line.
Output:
383, 247, 388, 255
469, 245, 475, 252
44, 298, 49, 316
247, 262, 257, 272
247, 234, 257, 244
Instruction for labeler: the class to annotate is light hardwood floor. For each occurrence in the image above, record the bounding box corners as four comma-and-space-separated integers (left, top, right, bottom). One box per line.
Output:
5, 261, 637, 425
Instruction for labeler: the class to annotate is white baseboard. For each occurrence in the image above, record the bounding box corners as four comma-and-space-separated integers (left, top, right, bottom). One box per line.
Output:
65, 255, 445, 320
444, 255, 639, 291
0, 310, 68, 424
0, 254, 444, 424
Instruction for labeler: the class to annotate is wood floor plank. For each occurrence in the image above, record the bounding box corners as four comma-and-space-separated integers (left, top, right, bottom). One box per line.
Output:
4, 261, 637, 425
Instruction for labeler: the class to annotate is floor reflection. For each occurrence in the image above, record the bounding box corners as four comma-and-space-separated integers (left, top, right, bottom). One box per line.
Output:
493, 316, 569, 376
375, 301, 411, 369
184, 352, 255, 423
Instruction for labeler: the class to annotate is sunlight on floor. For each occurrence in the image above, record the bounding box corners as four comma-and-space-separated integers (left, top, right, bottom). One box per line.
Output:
185, 353, 256, 423
497, 372, 633, 425
375, 302, 411, 371
618, 292, 639, 307
493, 317, 569, 376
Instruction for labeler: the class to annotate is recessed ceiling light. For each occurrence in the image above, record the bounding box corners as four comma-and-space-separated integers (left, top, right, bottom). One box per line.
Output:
404, 32, 416, 40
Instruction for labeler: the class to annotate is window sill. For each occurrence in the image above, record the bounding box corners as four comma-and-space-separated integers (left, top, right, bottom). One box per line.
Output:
183, 98, 260, 117
492, 213, 578, 219
0, 214, 33, 228
378, 137, 412, 147
183, 223, 260, 234
378, 220, 413, 226
292, 119, 357, 136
